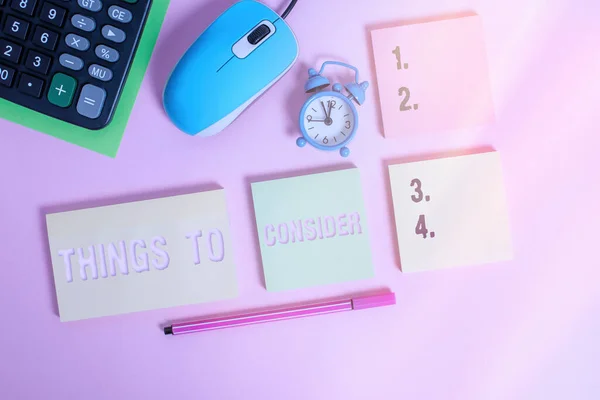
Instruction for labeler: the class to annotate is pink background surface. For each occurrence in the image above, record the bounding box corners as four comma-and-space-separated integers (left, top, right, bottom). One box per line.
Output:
1, 0, 599, 398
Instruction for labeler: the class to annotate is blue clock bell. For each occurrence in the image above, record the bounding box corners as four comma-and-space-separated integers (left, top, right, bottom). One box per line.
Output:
296, 61, 369, 157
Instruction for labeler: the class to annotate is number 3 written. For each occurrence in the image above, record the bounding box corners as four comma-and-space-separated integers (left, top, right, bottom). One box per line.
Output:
410, 179, 423, 203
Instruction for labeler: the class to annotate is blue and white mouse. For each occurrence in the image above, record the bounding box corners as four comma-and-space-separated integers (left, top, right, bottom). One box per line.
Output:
163, 0, 299, 136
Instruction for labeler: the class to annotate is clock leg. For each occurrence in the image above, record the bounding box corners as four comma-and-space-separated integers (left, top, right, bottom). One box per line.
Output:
340, 147, 350, 157
296, 137, 307, 148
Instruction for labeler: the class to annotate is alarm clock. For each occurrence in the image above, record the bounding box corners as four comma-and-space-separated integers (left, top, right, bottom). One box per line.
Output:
296, 61, 369, 157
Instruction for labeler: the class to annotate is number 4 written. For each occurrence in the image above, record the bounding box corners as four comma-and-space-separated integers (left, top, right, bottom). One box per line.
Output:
411, 179, 435, 239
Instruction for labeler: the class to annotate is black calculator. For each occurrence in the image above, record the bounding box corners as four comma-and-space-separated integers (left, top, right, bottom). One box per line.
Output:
0, 0, 152, 130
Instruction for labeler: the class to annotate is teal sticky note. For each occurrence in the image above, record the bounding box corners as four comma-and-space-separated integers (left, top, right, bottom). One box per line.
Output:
251, 168, 374, 291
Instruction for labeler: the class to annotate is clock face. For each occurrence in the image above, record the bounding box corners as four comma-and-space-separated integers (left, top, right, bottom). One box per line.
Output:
301, 92, 357, 148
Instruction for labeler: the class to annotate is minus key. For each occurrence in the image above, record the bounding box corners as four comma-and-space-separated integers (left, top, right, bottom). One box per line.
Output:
59, 54, 84, 71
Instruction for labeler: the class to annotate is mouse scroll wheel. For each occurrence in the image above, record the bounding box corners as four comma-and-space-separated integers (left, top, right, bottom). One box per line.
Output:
247, 24, 272, 45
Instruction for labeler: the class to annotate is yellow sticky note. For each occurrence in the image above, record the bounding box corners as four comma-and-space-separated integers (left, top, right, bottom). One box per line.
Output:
46, 189, 238, 321
389, 152, 513, 272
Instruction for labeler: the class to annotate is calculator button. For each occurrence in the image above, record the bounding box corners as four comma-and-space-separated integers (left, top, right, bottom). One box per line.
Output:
101, 25, 126, 43
76, 84, 106, 119
108, 5, 132, 23
88, 64, 112, 81
40, 3, 67, 27
3, 15, 29, 40
0, 39, 22, 63
71, 14, 96, 32
121, 0, 137, 3
32, 27, 59, 51
65, 33, 90, 51
25, 50, 51, 74
10, 0, 37, 16
78, 0, 102, 12
95, 44, 119, 62
48, 73, 77, 107
18, 73, 44, 97
0, 64, 16, 87
59, 53, 84, 71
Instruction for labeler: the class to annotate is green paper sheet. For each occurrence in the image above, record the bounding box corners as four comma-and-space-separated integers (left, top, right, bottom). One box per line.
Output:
251, 169, 375, 292
0, 0, 171, 157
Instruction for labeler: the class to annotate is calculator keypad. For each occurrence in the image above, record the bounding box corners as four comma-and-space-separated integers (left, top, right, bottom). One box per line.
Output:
101, 24, 124, 43
39, 2, 66, 27
76, 83, 105, 118
4, 15, 29, 40
24, 49, 51, 73
95, 43, 117, 62
71, 14, 95, 32
11, 0, 38, 17
107, 5, 131, 23
0, 0, 152, 130
0, 63, 16, 86
18, 73, 44, 97
59, 53, 83, 70
65, 33, 89, 51
32, 26, 58, 50
77, 0, 102, 13
0, 38, 22, 62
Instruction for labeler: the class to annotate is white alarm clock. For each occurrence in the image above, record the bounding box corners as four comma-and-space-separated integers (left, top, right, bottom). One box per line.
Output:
296, 61, 369, 157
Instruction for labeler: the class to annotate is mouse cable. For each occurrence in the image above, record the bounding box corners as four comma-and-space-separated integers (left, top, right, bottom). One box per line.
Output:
281, 0, 298, 19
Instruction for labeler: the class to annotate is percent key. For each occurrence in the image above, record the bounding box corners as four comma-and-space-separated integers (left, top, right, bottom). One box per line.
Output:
95, 45, 120, 63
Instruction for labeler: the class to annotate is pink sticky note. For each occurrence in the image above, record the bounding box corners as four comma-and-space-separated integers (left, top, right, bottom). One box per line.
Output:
370, 15, 495, 137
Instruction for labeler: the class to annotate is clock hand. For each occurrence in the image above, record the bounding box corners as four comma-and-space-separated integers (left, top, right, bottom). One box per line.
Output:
309, 119, 327, 122
321, 101, 328, 118
327, 102, 333, 119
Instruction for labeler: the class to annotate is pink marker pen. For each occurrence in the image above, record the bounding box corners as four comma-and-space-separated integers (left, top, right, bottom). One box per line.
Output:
164, 292, 396, 336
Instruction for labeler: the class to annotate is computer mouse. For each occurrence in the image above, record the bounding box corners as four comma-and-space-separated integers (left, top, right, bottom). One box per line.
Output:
163, 0, 299, 136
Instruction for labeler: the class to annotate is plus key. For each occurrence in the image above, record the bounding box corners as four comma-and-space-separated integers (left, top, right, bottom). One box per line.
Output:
48, 73, 77, 108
